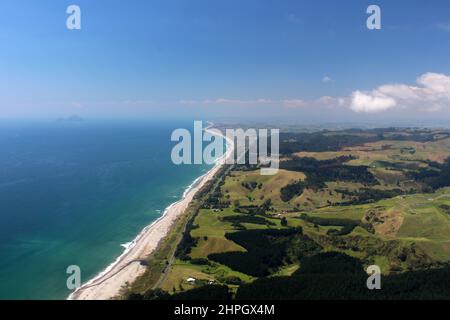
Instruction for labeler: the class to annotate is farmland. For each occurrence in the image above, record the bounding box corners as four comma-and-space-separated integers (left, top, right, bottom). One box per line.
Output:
127, 127, 450, 300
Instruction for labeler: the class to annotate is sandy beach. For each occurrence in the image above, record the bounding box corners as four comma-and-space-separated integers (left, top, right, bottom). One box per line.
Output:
69, 124, 232, 300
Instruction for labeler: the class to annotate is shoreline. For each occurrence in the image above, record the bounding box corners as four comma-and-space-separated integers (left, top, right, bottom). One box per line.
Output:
68, 124, 233, 300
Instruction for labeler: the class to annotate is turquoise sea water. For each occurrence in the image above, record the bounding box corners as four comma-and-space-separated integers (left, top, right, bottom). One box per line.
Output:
0, 120, 213, 299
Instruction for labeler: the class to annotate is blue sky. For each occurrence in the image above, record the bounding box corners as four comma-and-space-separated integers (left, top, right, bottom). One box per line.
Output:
1, 0, 450, 123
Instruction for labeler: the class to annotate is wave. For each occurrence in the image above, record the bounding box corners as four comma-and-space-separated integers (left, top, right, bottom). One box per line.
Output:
120, 242, 133, 250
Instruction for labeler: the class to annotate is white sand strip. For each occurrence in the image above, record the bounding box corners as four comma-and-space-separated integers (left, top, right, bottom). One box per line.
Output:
69, 124, 232, 300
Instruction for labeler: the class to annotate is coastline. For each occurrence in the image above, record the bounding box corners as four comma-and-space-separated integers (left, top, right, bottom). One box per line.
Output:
68, 124, 233, 300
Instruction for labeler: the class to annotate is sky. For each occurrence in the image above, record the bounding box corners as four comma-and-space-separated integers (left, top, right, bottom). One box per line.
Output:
1, 0, 450, 124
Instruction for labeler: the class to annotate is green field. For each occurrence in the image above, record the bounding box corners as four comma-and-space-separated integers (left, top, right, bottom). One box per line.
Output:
126, 127, 450, 300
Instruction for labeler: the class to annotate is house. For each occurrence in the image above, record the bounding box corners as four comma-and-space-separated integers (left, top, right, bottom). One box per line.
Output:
186, 277, 196, 284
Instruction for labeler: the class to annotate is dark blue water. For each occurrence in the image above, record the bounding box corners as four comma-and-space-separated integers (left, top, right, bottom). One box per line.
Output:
0, 120, 211, 299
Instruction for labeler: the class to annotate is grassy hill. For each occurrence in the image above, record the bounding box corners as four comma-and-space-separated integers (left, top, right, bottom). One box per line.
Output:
126, 127, 450, 300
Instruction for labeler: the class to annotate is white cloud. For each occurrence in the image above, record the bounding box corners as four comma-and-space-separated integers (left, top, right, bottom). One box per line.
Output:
71, 102, 83, 108
178, 73, 450, 115
287, 14, 301, 24
179, 97, 340, 110
179, 98, 273, 106
322, 75, 333, 83
438, 23, 450, 32
417, 72, 450, 96
282, 99, 307, 108
121, 100, 155, 106
351, 91, 397, 112
350, 72, 450, 113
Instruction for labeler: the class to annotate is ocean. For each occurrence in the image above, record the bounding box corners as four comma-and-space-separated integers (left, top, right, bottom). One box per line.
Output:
0, 119, 213, 299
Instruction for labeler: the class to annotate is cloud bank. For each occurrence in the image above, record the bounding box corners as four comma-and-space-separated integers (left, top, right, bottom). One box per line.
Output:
178, 72, 450, 118
349, 72, 450, 113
